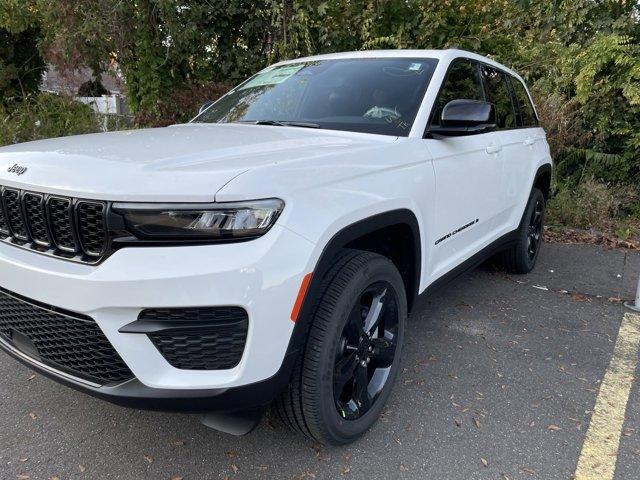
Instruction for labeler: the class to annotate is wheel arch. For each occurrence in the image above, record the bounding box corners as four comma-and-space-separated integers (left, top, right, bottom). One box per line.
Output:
533, 163, 552, 200
286, 209, 422, 358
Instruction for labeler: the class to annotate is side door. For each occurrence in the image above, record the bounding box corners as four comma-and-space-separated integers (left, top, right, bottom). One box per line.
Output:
425, 58, 505, 279
504, 75, 545, 226
481, 65, 539, 228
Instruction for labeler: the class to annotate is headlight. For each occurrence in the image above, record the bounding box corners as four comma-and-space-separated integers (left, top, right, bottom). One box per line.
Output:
112, 199, 284, 241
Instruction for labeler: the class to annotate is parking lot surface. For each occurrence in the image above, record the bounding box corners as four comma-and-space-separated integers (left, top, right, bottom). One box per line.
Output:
1, 242, 639, 479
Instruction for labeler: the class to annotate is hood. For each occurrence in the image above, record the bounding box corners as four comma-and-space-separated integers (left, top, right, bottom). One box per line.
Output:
0, 123, 394, 202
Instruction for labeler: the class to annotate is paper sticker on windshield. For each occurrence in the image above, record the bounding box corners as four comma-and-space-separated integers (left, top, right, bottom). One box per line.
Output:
239, 65, 305, 90
408, 63, 422, 71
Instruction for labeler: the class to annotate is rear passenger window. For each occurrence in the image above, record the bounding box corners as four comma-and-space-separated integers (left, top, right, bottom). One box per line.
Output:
510, 77, 538, 127
430, 59, 484, 127
481, 66, 516, 129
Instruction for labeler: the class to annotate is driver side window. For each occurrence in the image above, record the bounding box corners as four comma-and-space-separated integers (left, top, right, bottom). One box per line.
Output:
430, 59, 485, 127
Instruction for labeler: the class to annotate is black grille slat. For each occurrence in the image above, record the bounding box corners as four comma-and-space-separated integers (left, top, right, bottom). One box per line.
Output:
140, 307, 248, 370
0, 186, 110, 264
47, 197, 77, 252
23, 193, 50, 246
0, 199, 8, 237
0, 288, 133, 384
3, 189, 28, 240
77, 202, 107, 257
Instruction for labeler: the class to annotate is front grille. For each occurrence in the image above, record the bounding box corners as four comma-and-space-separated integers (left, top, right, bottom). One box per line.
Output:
77, 202, 107, 256
140, 307, 248, 370
48, 197, 77, 252
0, 185, 108, 263
0, 198, 8, 237
23, 193, 50, 246
0, 288, 134, 385
3, 189, 28, 240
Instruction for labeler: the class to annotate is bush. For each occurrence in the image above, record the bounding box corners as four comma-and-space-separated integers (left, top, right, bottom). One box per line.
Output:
77, 78, 110, 97
0, 93, 103, 146
0, 27, 46, 103
134, 81, 231, 127
547, 178, 639, 233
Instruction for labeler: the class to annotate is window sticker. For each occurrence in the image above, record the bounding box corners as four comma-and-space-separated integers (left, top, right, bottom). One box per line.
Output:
239, 65, 305, 90
409, 62, 423, 71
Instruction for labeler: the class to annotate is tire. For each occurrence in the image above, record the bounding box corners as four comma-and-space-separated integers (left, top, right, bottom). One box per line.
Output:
272, 249, 407, 445
501, 188, 546, 274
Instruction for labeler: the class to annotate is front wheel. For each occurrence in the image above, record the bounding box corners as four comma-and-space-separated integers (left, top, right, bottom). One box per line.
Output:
273, 250, 407, 445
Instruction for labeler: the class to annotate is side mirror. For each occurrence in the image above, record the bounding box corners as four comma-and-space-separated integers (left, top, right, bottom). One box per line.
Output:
427, 99, 496, 137
198, 101, 214, 115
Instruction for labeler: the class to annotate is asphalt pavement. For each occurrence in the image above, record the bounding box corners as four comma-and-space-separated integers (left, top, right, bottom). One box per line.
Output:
1, 242, 639, 480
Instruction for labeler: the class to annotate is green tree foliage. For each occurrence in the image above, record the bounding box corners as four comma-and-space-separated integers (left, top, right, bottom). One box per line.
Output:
0, 0, 638, 193
0, 28, 45, 102
36, 0, 272, 114
0, 0, 45, 102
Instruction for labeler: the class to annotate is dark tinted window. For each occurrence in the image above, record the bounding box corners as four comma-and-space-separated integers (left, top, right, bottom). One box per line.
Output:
430, 59, 484, 127
481, 66, 516, 129
510, 77, 538, 127
194, 58, 438, 136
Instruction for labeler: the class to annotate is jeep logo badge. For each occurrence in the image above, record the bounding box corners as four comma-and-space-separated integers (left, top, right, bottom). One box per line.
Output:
7, 164, 27, 176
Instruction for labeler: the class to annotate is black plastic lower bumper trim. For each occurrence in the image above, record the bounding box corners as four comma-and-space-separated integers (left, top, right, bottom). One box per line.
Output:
0, 336, 300, 413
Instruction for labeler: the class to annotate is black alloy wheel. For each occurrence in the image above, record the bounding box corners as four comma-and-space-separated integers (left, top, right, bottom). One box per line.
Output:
333, 282, 400, 420
273, 249, 407, 445
527, 197, 544, 261
499, 187, 546, 274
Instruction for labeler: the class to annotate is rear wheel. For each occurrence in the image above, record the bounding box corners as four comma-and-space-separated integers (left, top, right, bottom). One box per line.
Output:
501, 188, 546, 274
273, 250, 406, 445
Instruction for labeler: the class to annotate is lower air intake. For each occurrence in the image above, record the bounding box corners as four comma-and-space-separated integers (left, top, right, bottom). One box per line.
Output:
140, 307, 249, 370
0, 288, 134, 385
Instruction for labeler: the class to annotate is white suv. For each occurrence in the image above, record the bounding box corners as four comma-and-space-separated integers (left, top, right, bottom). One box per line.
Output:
0, 50, 551, 445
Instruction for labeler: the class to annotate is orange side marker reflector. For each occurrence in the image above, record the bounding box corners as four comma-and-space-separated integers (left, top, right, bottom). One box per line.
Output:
291, 272, 313, 322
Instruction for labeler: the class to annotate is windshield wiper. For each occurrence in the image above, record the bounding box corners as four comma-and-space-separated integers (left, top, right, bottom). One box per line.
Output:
235, 120, 320, 129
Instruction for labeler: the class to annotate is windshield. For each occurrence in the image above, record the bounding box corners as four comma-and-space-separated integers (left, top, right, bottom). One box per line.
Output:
193, 57, 438, 136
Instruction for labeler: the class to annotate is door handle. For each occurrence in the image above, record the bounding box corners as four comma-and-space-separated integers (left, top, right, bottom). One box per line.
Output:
486, 144, 502, 154
524, 137, 535, 146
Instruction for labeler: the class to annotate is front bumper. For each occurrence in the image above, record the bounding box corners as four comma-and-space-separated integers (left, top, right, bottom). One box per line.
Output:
1, 333, 300, 412
0, 224, 315, 409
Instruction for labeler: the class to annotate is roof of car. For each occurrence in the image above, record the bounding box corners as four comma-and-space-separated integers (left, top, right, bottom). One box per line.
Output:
272, 49, 522, 82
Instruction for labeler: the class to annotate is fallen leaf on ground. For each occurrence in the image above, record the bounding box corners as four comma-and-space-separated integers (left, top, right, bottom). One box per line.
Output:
28, 412, 37, 420
481, 458, 489, 467
548, 424, 562, 431
231, 464, 239, 474
473, 417, 481, 429
78, 464, 86, 473
17, 475, 29, 480
170, 476, 183, 480
570, 293, 591, 302
520, 467, 536, 475
143, 454, 153, 464
27, 375, 35, 381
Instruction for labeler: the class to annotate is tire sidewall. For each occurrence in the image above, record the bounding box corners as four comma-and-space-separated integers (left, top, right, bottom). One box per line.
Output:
308, 257, 407, 445
516, 188, 546, 272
